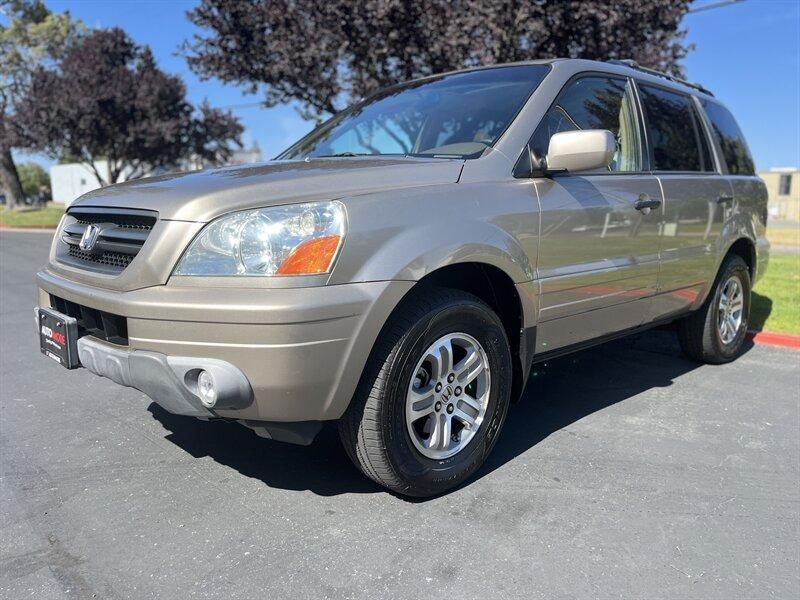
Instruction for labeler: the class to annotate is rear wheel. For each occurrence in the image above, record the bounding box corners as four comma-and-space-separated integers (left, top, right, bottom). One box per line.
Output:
339, 287, 512, 497
677, 254, 751, 364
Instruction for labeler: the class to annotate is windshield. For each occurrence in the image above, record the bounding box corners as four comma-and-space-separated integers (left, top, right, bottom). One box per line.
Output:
278, 65, 551, 160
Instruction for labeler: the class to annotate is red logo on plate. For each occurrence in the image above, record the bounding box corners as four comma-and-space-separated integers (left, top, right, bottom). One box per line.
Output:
51, 332, 66, 345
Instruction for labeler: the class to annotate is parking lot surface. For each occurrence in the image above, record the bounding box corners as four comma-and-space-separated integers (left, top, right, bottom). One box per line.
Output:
2, 230, 799, 599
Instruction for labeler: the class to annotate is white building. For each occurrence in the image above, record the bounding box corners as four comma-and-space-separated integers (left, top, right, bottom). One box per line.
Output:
49, 161, 108, 207
229, 141, 262, 165
50, 142, 263, 206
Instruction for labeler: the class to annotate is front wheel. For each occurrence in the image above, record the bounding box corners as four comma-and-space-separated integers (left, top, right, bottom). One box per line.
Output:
339, 287, 512, 497
677, 254, 751, 364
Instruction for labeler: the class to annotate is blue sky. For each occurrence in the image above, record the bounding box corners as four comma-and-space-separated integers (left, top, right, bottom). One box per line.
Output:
12, 0, 800, 171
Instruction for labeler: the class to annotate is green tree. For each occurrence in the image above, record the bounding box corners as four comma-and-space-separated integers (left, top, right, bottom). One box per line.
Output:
16, 161, 49, 201
0, 0, 83, 209
15, 28, 243, 185
184, 0, 693, 121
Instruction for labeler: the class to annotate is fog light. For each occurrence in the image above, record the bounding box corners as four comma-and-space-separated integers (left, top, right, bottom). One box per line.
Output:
197, 370, 218, 408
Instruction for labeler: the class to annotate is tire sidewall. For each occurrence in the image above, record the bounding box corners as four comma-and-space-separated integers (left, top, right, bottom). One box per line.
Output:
382, 300, 512, 495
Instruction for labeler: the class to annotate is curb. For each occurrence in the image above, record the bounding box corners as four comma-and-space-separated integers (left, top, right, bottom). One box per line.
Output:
747, 330, 800, 350
0, 226, 57, 233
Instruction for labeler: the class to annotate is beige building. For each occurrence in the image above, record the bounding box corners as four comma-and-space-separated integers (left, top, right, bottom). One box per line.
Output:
759, 167, 800, 222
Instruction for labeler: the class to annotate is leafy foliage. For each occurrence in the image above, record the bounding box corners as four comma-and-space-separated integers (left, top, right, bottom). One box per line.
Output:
185, 0, 693, 120
16, 161, 50, 200
14, 28, 243, 185
0, 0, 82, 116
0, 0, 83, 207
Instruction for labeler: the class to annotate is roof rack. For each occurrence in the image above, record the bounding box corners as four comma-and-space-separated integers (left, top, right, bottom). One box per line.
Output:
607, 59, 714, 97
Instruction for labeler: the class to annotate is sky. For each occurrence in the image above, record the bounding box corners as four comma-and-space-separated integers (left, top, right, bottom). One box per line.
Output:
10, 0, 800, 172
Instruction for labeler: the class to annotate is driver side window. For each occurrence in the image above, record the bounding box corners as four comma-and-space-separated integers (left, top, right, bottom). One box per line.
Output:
530, 76, 642, 172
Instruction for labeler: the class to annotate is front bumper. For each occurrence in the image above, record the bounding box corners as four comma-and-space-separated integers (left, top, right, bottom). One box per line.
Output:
37, 269, 413, 426
76, 336, 252, 418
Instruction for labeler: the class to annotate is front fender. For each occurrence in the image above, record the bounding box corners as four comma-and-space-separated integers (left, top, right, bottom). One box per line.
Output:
329, 182, 539, 286
330, 219, 534, 285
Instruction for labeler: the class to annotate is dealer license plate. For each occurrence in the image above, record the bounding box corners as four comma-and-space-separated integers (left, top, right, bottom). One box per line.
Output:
37, 307, 80, 369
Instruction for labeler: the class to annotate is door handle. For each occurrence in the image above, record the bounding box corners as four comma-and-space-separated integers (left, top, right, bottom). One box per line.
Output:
634, 196, 662, 212
717, 195, 734, 205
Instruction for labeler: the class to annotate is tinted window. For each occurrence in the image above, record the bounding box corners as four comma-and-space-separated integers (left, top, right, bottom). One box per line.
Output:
639, 85, 713, 172
700, 99, 756, 175
530, 76, 641, 172
779, 174, 792, 195
279, 65, 550, 160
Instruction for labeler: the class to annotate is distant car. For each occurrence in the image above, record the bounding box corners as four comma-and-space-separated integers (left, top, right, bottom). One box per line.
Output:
36, 59, 768, 496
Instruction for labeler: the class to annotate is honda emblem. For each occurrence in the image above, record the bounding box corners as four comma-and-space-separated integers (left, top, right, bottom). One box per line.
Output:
79, 224, 101, 251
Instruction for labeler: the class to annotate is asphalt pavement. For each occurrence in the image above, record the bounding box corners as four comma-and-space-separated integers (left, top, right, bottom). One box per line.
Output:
2, 230, 799, 599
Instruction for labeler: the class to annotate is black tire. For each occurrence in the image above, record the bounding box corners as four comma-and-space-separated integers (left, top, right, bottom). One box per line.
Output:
677, 254, 751, 364
339, 286, 512, 497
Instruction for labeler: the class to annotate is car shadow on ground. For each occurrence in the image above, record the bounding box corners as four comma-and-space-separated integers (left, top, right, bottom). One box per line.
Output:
481, 330, 705, 479
148, 404, 380, 496
148, 329, 754, 499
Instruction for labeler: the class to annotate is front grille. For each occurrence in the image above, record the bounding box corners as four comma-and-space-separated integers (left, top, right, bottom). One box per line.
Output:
50, 294, 128, 345
57, 207, 158, 274
68, 246, 134, 269
74, 218, 153, 231
70, 207, 156, 230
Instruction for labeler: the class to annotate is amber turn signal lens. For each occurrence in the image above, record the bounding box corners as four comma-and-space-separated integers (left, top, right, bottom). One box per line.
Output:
275, 235, 341, 275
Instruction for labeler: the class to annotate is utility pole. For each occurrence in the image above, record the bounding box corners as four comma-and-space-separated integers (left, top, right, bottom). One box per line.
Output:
688, 0, 747, 14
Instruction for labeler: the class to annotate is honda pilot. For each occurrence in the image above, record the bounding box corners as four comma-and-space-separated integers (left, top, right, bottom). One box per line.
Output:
36, 59, 768, 496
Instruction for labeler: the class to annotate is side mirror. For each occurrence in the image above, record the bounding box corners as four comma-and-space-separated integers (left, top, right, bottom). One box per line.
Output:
546, 129, 615, 173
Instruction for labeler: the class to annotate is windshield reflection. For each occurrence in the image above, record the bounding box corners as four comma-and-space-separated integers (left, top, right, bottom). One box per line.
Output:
279, 65, 551, 160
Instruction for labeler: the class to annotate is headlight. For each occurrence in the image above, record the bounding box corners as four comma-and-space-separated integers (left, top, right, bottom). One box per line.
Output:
173, 201, 345, 276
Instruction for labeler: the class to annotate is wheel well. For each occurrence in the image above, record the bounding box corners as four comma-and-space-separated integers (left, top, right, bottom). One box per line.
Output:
414, 263, 527, 401
726, 238, 756, 280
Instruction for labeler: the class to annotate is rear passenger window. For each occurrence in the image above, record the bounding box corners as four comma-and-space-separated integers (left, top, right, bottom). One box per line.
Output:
639, 85, 714, 172
530, 76, 641, 172
700, 99, 756, 175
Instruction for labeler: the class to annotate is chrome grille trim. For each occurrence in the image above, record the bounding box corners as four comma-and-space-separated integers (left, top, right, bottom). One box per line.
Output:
56, 207, 158, 275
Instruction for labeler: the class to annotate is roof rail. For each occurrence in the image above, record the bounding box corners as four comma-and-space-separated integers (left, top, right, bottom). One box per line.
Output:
607, 59, 714, 97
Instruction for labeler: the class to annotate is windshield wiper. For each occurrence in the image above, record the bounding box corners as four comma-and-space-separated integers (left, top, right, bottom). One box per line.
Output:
312, 152, 375, 158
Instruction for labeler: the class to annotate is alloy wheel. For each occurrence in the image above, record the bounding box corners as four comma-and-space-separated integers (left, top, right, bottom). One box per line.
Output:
405, 332, 491, 460
717, 275, 745, 345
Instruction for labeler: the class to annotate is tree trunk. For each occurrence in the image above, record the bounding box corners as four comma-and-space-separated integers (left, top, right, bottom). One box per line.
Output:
0, 147, 25, 210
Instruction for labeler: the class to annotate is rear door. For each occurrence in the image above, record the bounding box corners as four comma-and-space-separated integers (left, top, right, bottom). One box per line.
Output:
637, 83, 732, 319
698, 98, 766, 267
531, 74, 663, 353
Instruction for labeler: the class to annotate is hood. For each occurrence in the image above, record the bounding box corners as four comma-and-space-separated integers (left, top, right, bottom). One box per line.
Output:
70, 156, 464, 222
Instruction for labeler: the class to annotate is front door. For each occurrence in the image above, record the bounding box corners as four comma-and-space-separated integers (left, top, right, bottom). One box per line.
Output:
528, 75, 662, 353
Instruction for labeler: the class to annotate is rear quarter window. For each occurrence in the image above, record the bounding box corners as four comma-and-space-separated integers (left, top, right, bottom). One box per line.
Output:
700, 99, 756, 176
